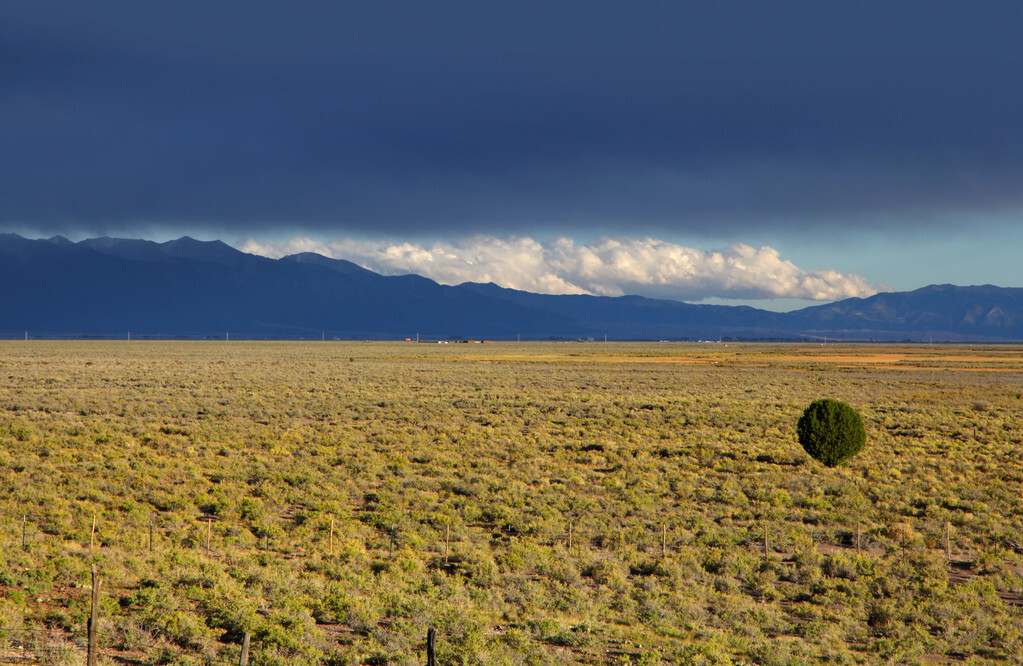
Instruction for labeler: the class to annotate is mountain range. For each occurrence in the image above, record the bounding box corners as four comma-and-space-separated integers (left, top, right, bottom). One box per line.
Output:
2, 233, 1022, 341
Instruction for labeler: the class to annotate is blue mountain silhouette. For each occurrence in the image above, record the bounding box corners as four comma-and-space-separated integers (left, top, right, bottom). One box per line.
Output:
2, 234, 1020, 341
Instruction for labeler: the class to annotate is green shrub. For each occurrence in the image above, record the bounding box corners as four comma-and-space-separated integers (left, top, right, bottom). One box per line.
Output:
796, 399, 866, 467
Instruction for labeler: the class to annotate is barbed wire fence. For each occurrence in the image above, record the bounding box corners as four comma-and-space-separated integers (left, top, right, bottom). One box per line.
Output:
0, 503, 1009, 664
0, 627, 85, 665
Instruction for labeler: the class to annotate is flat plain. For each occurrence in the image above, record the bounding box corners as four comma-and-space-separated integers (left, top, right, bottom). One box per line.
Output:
1, 341, 1022, 665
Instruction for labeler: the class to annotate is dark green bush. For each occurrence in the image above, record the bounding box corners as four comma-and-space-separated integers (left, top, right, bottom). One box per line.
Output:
796, 399, 866, 467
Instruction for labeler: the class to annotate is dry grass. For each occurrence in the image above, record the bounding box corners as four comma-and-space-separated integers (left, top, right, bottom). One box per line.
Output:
0, 341, 1021, 664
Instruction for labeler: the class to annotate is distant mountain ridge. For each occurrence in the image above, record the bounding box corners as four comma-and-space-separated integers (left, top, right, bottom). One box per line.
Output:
1, 234, 1022, 341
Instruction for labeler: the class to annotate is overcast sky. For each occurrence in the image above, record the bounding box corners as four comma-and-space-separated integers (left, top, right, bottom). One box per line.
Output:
4, 1, 1022, 308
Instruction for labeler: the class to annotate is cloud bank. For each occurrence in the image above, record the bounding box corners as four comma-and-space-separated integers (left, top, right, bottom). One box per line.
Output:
3, 3, 1023, 239
240, 236, 887, 302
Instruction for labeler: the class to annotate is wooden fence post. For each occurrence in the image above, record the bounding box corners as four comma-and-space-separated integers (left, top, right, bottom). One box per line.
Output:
329, 516, 335, 556
945, 521, 951, 562
661, 524, 667, 558
22, 515, 26, 550
427, 627, 437, 666
88, 565, 100, 666
239, 631, 251, 666
855, 523, 861, 555
206, 518, 212, 557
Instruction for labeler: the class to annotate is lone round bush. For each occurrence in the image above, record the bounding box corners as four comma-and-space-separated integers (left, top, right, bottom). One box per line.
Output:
797, 399, 866, 467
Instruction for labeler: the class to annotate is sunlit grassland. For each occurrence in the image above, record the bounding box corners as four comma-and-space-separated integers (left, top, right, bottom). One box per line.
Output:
1, 341, 1021, 664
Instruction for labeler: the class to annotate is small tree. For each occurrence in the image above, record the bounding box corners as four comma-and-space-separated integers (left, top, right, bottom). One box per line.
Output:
797, 399, 866, 467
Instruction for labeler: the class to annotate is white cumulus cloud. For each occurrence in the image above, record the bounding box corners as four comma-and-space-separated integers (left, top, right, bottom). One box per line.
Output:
238, 235, 888, 302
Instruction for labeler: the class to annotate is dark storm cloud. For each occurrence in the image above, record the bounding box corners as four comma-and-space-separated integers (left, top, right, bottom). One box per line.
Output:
3, 1, 1023, 238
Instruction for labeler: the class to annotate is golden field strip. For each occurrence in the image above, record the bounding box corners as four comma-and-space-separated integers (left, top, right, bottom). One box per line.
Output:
1, 341, 1022, 665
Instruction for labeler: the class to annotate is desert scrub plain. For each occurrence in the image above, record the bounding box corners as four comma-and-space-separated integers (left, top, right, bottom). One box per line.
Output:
0, 341, 1022, 665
